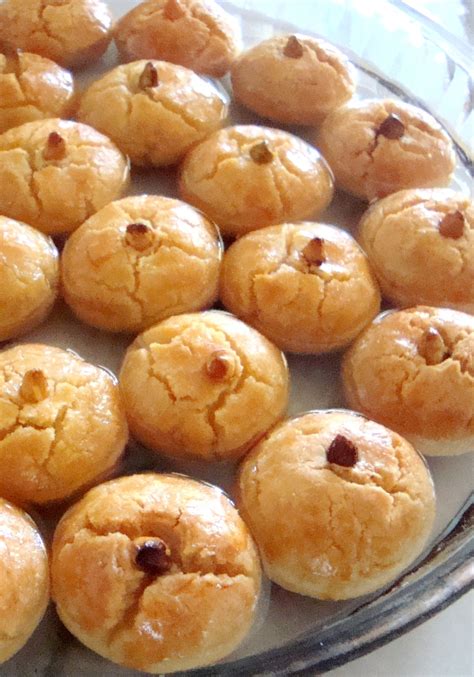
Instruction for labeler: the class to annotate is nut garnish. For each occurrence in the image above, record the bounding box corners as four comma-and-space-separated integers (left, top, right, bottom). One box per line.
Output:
283, 35, 304, 59
5, 47, 22, 75
302, 237, 325, 267
139, 62, 159, 90
135, 540, 172, 576
326, 434, 358, 467
377, 113, 405, 140
249, 140, 274, 165
439, 211, 465, 239
164, 0, 186, 20
20, 370, 49, 403
419, 327, 449, 365
125, 223, 154, 251
206, 350, 235, 382
43, 132, 66, 161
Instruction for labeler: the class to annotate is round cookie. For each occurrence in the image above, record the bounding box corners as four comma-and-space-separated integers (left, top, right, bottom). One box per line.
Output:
179, 125, 334, 238
0, 0, 113, 69
119, 310, 289, 461
51, 473, 261, 673
0, 498, 49, 664
0, 216, 59, 342
358, 188, 474, 313
0, 118, 130, 236
220, 222, 381, 353
316, 99, 456, 201
0, 50, 75, 135
342, 307, 474, 455
78, 60, 228, 167
231, 34, 355, 126
61, 195, 222, 333
0, 344, 128, 505
114, 0, 241, 78
237, 410, 435, 600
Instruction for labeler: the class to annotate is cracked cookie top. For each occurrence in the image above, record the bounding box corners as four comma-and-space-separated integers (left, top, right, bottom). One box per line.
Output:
119, 310, 289, 461
342, 306, 474, 455
0, 216, 59, 342
61, 195, 223, 333
78, 59, 228, 167
0, 0, 113, 69
0, 344, 128, 505
0, 498, 49, 664
114, 0, 241, 78
220, 222, 381, 353
231, 34, 356, 126
51, 472, 260, 673
179, 125, 334, 237
358, 188, 474, 313
237, 409, 435, 600
0, 118, 130, 235
315, 98, 456, 201
0, 50, 75, 135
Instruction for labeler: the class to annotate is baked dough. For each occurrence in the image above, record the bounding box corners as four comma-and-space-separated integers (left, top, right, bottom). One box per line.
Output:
0, 118, 130, 235
342, 306, 474, 455
114, 0, 241, 77
78, 59, 228, 167
0, 498, 49, 664
316, 99, 455, 201
0, 0, 113, 69
237, 410, 435, 599
0, 50, 75, 135
231, 34, 355, 125
220, 222, 381, 353
0, 344, 128, 505
119, 310, 289, 461
0, 216, 59, 341
61, 195, 222, 333
179, 125, 334, 238
51, 473, 261, 673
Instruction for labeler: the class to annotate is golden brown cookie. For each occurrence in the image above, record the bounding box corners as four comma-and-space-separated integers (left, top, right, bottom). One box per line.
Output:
231, 34, 355, 125
0, 498, 49, 664
316, 99, 455, 201
114, 0, 241, 77
237, 410, 435, 600
61, 195, 222, 333
0, 216, 59, 341
0, 344, 128, 505
119, 310, 289, 461
179, 125, 334, 238
51, 473, 261, 673
0, 0, 113, 69
0, 118, 130, 235
0, 50, 75, 135
358, 188, 473, 313
342, 307, 474, 455
220, 222, 381, 353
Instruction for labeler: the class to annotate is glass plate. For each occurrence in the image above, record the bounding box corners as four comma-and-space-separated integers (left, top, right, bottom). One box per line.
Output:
4, 1, 473, 675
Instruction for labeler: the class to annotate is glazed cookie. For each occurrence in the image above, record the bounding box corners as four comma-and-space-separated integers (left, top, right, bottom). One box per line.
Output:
120, 310, 289, 461
238, 410, 435, 600
0, 344, 128, 505
78, 60, 228, 167
179, 125, 334, 237
358, 188, 474, 313
62, 196, 222, 333
0, 498, 49, 664
0, 119, 130, 235
51, 473, 261, 673
0, 0, 113, 69
0, 50, 75, 135
114, 0, 241, 77
231, 34, 355, 125
0, 216, 59, 342
316, 99, 455, 201
342, 307, 474, 455
220, 222, 381, 353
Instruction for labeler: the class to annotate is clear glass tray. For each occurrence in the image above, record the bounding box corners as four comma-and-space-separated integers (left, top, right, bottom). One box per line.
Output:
5, 1, 473, 675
